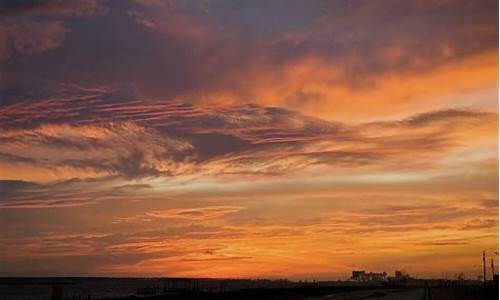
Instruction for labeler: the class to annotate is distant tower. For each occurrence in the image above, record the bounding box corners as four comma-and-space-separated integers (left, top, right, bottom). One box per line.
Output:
483, 251, 487, 285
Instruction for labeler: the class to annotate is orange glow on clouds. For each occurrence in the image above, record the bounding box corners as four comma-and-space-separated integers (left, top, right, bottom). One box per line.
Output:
199, 51, 498, 121
0, 0, 497, 279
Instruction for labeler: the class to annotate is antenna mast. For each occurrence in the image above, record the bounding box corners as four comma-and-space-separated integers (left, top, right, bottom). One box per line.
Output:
491, 257, 495, 279
483, 250, 487, 285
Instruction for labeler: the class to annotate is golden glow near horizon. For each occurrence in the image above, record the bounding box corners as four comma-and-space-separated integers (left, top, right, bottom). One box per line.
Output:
0, 0, 498, 279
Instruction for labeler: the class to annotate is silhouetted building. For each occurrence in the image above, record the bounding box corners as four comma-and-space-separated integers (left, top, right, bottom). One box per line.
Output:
368, 272, 387, 281
393, 270, 411, 282
351, 271, 365, 281
351, 270, 387, 281
395, 271, 403, 280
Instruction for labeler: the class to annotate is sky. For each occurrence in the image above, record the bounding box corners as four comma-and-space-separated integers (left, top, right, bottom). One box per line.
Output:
0, 0, 498, 279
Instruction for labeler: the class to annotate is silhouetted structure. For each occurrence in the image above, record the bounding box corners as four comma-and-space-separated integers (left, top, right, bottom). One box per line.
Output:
491, 258, 495, 280
394, 270, 411, 282
483, 250, 487, 285
351, 271, 365, 281
351, 270, 387, 281
491, 257, 499, 286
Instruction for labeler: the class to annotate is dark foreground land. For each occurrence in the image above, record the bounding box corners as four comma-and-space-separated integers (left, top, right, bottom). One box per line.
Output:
0, 278, 498, 300
309, 286, 499, 300
121, 286, 498, 300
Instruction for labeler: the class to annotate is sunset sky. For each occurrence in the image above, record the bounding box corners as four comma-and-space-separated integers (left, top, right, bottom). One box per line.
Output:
0, 0, 498, 279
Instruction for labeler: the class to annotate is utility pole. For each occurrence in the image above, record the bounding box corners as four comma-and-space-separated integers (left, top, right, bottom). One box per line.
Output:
483, 251, 487, 285
491, 258, 495, 279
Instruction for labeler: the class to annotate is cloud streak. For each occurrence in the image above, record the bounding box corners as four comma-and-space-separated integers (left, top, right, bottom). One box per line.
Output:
0, 0, 497, 279
0, 87, 496, 184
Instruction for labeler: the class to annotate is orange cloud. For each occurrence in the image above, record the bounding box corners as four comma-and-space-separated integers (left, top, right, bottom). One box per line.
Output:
0, 89, 496, 184
0, 0, 497, 279
115, 206, 245, 223
197, 51, 498, 122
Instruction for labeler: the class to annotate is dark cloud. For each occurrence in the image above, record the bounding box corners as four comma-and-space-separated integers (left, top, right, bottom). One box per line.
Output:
0, 252, 166, 276
0, 0, 109, 17
0, 20, 68, 59
459, 218, 497, 230
416, 239, 469, 246
179, 256, 252, 262
479, 199, 499, 208
0, 178, 153, 208
0, 180, 39, 198
0, 1, 109, 61
402, 110, 497, 127
0, 0, 496, 102
365, 109, 498, 128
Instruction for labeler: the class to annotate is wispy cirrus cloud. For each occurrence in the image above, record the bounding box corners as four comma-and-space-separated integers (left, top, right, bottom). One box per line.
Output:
1, 191, 496, 277
115, 206, 245, 223
0, 87, 496, 184
0, 177, 154, 208
0, 0, 497, 279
